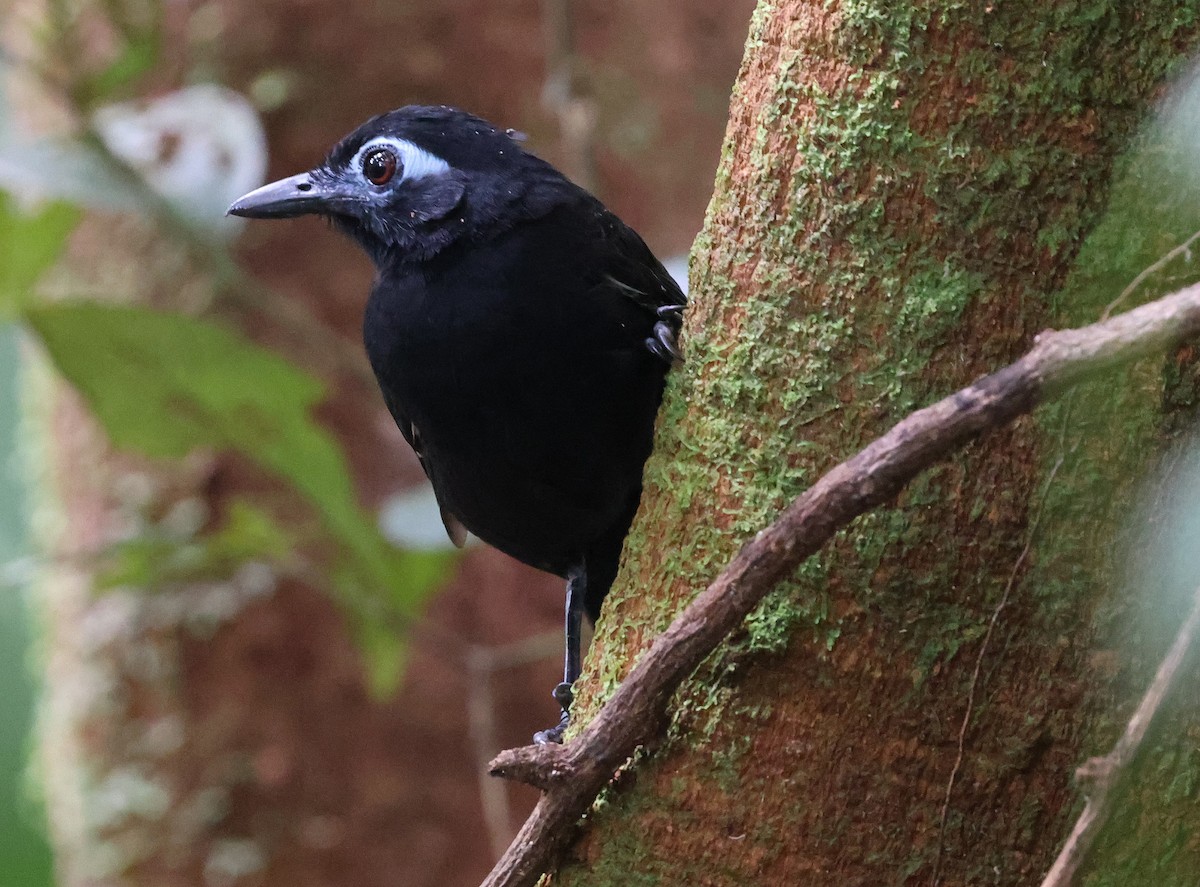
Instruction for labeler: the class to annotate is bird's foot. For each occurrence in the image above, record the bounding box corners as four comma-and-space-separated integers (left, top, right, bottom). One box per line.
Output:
533, 681, 574, 745
533, 712, 569, 745
645, 321, 683, 364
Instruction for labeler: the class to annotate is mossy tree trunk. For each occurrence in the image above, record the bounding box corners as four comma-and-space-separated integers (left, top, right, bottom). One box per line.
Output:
562, 2, 1200, 885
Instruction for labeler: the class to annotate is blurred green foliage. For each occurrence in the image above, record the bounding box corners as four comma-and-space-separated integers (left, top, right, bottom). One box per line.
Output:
0, 199, 79, 321
0, 0, 455, 695
96, 499, 292, 589
24, 300, 453, 691
0, 9, 460, 877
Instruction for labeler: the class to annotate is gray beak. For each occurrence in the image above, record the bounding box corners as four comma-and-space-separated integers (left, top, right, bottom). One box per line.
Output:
227, 171, 351, 219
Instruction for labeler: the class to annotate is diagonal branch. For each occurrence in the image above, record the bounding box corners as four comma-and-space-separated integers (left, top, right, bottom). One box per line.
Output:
478, 282, 1200, 887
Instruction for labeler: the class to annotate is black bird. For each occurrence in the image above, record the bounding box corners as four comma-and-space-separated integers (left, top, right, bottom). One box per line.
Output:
229, 105, 684, 743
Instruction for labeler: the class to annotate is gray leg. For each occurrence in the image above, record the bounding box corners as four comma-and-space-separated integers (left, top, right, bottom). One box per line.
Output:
534, 565, 586, 745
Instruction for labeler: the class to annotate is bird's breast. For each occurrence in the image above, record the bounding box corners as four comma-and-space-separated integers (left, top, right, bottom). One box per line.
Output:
362, 229, 667, 571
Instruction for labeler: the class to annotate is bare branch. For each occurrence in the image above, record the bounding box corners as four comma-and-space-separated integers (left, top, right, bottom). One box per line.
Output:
1039, 582, 1200, 887
479, 283, 1200, 887
489, 744, 577, 793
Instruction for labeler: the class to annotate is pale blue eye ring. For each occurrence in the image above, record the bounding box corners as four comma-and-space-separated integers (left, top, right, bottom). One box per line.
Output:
352, 137, 451, 186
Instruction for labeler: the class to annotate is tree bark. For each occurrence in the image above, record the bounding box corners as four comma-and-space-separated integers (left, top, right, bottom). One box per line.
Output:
561, 3, 1200, 885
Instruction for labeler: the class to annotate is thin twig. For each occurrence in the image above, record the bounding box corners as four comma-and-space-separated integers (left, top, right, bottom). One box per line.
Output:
74, 126, 378, 391
930, 399, 1074, 886
467, 647, 516, 859
1039, 582, 1200, 887
540, 0, 597, 192
11, 1, 373, 390
480, 283, 1200, 887
1102, 228, 1200, 319
466, 632, 564, 858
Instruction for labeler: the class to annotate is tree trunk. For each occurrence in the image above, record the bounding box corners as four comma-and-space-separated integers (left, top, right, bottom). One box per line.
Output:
564, 3, 1200, 884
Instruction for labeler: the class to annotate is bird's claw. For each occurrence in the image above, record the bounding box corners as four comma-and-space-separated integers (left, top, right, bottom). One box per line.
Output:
645, 320, 683, 364
656, 303, 685, 320
533, 711, 570, 745
533, 682, 575, 745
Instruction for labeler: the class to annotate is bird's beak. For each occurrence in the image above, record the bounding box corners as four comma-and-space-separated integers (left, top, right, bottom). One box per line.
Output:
227, 171, 353, 219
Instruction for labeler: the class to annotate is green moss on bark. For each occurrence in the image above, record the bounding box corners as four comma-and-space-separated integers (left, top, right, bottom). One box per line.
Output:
557, 2, 1200, 885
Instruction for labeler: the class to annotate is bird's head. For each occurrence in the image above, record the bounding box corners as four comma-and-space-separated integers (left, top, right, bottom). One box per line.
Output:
229, 105, 559, 264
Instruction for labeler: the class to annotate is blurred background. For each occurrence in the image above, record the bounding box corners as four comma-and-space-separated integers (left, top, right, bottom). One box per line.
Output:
0, 1, 754, 885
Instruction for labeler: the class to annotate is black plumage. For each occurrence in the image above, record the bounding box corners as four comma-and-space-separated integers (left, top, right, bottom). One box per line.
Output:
229, 105, 684, 742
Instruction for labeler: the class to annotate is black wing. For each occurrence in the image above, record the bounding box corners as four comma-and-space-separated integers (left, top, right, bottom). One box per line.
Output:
592, 210, 687, 364
381, 389, 468, 549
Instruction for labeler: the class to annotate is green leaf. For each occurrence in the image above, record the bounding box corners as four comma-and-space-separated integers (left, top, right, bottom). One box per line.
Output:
356, 614, 410, 698
88, 36, 159, 102
215, 498, 294, 563
97, 499, 293, 589
0, 193, 79, 320
25, 302, 456, 689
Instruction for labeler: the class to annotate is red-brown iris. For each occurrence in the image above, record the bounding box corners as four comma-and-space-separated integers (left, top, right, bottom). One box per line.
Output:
362, 147, 398, 185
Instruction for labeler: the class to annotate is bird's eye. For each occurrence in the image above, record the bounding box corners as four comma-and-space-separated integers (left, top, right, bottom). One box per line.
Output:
362, 147, 399, 186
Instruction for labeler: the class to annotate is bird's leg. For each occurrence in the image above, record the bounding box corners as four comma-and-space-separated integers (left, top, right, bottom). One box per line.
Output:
533, 565, 586, 745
